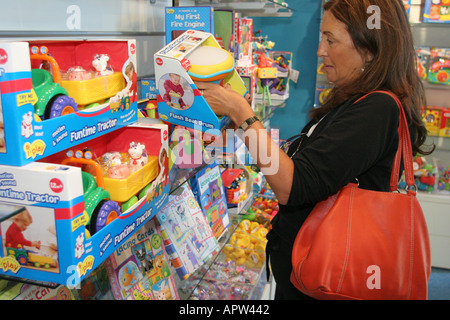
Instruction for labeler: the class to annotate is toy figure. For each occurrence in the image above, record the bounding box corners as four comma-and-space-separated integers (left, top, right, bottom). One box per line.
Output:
92, 54, 113, 76
128, 141, 148, 171
67, 66, 92, 81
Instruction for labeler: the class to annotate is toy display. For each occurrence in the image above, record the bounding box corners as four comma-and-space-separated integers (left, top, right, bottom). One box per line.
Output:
190, 162, 230, 239
415, 46, 431, 80
413, 155, 437, 192
423, 0, 450, 23
422, 106, 443, 136
105, 217, 179, 300
156, 183, 219, 280
154, 30, 247, 132
428, 47, 450, 85
438, 164, 450, 193
222, 168, 248, 204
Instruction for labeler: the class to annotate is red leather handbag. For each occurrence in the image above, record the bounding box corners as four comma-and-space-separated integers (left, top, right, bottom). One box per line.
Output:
290, 91, 431, 300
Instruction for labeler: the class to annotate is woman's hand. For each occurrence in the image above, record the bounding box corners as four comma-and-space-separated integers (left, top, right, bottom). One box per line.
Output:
194, 81, 253, 125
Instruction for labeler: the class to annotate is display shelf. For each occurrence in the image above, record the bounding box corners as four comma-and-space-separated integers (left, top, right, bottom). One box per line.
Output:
192, 0, 294, 17
413, 22, 450, 269
174, 213, 268, 300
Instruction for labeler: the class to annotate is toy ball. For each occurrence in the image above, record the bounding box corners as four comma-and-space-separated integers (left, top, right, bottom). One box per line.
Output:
186, 46, 235, 82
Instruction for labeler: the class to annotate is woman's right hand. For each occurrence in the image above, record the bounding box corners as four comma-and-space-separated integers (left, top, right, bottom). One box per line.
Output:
194, 81, 254, 126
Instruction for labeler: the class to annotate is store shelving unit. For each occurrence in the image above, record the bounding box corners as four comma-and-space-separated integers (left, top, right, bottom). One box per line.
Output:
411, 22, 450, 269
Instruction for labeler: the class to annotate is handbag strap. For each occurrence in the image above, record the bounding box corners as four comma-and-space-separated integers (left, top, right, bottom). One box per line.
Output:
354, 91, 415, 193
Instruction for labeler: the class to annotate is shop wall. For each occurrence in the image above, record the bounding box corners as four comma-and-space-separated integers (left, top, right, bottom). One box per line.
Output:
251, 0, 322, 139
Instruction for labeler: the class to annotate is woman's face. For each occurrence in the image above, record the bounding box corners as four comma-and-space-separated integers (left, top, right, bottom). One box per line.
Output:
317, 10, 368, 87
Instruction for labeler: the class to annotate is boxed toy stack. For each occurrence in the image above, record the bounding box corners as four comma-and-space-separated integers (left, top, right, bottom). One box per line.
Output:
0, 39, 172, 288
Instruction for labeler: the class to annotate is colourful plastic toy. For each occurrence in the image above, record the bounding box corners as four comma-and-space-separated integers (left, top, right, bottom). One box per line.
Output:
62, 148, 122, 235
30, 46, 78, 120
186, 45, 235, 82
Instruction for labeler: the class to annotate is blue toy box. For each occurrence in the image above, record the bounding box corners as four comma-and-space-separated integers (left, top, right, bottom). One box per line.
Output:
165, 6, 214, 44
0, 120, 170, 287
189, 162, 230, 240
423, 0, 450, 23
0, 40, 138, 167
154, 30, 248, 134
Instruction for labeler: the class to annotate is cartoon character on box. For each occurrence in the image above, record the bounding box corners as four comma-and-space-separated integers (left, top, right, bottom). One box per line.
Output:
74, 232, 85, 259
21, 111, 34, 139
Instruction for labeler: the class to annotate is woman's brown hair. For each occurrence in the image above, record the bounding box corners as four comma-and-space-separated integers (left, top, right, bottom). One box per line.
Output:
312, 0, 433, 155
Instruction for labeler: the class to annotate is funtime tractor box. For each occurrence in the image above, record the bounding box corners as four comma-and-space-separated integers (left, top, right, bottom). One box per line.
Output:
0, 40, 138, 166
0, 120, 170, 286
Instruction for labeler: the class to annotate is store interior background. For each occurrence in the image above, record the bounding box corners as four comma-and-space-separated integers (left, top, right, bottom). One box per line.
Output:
178, 0, 450, 300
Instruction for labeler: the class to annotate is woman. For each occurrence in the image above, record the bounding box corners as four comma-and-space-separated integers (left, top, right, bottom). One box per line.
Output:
196, 0, 433, 299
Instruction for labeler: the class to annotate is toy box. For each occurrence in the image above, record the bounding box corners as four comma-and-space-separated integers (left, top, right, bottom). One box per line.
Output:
165, 6, 215, 44
0, 40, 138, 167
440, 108, 450, 137
105, 217, 179, 300
422, 106, 443, 136
157, 183, 219, 281
423, 0, 450, 23
154, 30, 248, 133
427, 47, 450, 85
0, 120, 170, 286
189, 162, 230, 240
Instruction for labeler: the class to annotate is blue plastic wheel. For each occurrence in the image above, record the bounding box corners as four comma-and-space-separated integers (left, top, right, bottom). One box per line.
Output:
47, 95, 78, 119
90, 200, 121, 234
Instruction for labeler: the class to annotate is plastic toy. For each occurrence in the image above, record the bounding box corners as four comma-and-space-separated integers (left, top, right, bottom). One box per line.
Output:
62, 148, 122, 235
186, 45, 235, 83
128, 141, 149, 171
30, 46, 79, 120
438, 165, 450, 192
428, 59, 450, 85
92, 54, 114, 77
67, 66, 93, 81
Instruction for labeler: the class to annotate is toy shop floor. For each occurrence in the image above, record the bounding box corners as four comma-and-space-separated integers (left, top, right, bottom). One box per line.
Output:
428, 267, 450, 300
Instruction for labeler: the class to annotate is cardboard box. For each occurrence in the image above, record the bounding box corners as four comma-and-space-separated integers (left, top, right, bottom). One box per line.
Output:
0, 40, 138, 166
189, 162, 230, 240
154, 30, 247, 134
440, 108, 450, 137
0, 120, 170, 286
165, 7, 215, 44
423, 0, 450, 23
